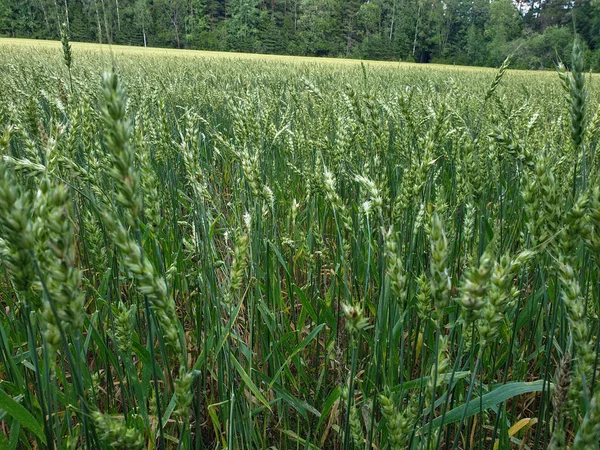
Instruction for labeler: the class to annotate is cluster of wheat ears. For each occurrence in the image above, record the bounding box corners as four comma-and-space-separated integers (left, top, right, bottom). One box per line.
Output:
0, 33, 599, 449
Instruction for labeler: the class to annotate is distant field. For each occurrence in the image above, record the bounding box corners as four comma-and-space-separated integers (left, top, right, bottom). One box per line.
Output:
0, 36, 444, 66
2, 37, 584, 83
0, 35, 599, 449
0, 36, 531, 73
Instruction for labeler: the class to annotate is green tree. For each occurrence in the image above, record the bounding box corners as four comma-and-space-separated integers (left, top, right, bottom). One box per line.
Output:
485, 0, 522, 65
0, 0, 598, 69
184, 0, 210, 48
227, 0, 260, 51
133, 0, 150, 46
154, 0, 186, 48
297, 0, 341, 56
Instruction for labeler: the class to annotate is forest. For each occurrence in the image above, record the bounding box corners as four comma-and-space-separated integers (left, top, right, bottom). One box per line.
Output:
1, 0, 600, 70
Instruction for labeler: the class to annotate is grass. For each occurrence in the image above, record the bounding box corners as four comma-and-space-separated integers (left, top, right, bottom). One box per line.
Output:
0, 37, 599, 449
0, 37, 541, 73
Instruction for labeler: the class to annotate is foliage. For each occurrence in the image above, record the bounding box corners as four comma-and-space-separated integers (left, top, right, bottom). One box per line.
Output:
0, 0, 599, 68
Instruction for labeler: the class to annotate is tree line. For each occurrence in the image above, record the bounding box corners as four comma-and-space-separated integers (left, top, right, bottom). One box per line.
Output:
1, 0, 599, 70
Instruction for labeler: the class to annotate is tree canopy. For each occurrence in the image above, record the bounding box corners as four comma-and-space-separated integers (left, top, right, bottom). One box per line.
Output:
1, 0, 599, 70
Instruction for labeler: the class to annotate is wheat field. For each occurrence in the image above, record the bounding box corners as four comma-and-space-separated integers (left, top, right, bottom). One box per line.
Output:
0, 37, 599, 449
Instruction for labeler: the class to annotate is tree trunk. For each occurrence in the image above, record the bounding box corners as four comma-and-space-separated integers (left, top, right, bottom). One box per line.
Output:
99, 0, 111, 43
53, 0, 62, 35
442, 17, 452, 55
38, 0, 51, 35
412, 3, 421, 57
173, 11, 181, 48
389, 0, 395, 41
94, 0, 103, 43
64, 0, 70, 31
115, 0, 121, 30
188, 0, 194, 37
